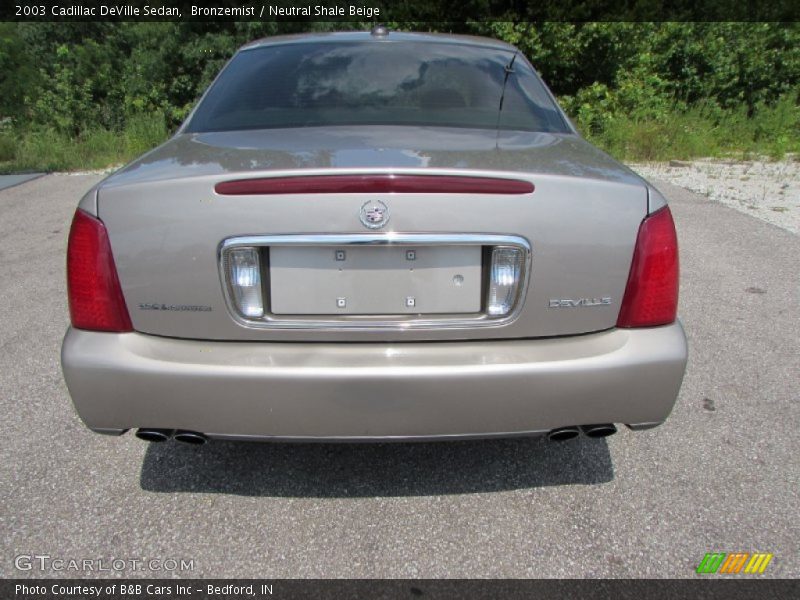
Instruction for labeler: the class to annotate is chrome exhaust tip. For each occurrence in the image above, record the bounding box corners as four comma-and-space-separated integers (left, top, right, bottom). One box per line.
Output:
173, 430, 208, 445
580, 424, 617, 438
135, 428, 174, 442
547, 426, 581, 441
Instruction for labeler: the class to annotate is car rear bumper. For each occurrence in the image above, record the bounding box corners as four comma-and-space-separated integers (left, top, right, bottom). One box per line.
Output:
61, 322, 688, 441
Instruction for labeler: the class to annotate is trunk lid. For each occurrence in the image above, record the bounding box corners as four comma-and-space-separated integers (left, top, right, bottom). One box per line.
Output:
97, 126, 648, 342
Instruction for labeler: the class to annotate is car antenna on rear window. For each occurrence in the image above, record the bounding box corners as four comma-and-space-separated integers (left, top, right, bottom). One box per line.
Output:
495, 52, 518, 148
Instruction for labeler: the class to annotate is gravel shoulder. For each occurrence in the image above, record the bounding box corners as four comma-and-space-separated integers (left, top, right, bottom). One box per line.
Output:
630, 158, 800, 235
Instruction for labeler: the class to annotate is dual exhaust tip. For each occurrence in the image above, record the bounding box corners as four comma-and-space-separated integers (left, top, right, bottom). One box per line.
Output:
135, 428, 207, 445
547, 424, 617, 442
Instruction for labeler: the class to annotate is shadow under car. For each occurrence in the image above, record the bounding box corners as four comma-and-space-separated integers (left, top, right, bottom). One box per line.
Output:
139, 435, 614, 497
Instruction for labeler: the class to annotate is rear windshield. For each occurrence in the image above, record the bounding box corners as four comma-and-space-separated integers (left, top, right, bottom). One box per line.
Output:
186, 41, 570, 133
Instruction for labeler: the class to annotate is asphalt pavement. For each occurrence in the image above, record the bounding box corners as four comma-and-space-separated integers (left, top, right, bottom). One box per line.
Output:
0, 173, 43, 191
0, 173, 797, 578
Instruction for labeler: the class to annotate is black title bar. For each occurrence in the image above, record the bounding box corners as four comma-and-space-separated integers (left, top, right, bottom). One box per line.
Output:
4, 0, 800, 22
4, 579, 800, 600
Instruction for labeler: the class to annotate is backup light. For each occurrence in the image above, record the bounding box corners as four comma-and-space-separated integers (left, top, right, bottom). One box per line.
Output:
226, 247, 264, 318
487, 246, 524, 316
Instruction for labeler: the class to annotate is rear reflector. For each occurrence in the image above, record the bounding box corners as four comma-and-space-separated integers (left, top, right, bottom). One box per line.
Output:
215, 174, 534, 196
67, 209, 133, 332
616, 206, 679, 328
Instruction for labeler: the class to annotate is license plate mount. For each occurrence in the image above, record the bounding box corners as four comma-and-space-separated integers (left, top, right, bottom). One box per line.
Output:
269, 245, 482, 315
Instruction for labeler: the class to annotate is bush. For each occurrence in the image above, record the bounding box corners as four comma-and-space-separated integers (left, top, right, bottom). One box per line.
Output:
0, 133, 15, 162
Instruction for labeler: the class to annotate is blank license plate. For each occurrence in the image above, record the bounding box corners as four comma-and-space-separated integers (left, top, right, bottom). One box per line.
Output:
269, 245, 482, 315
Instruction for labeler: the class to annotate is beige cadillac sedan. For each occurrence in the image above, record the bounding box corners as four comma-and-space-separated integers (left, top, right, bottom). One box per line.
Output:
61, 30, 687, 445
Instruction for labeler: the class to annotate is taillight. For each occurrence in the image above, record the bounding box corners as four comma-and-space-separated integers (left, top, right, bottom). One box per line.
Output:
616, 206, 679, 328
66, 209, 133, 332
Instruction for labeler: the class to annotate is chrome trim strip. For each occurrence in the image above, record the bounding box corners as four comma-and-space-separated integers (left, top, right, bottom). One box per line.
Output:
219, 233, 531, 331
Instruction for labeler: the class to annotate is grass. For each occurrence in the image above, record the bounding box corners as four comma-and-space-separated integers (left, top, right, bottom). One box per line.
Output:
0, 112, 168, 174
581, 93, 800, 162
0, 97, 798, 173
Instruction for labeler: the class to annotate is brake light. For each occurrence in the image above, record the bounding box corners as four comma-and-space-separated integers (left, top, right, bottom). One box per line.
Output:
66, 209, 133, 332
214, 174, 534, 195
616, 206, 679, 328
